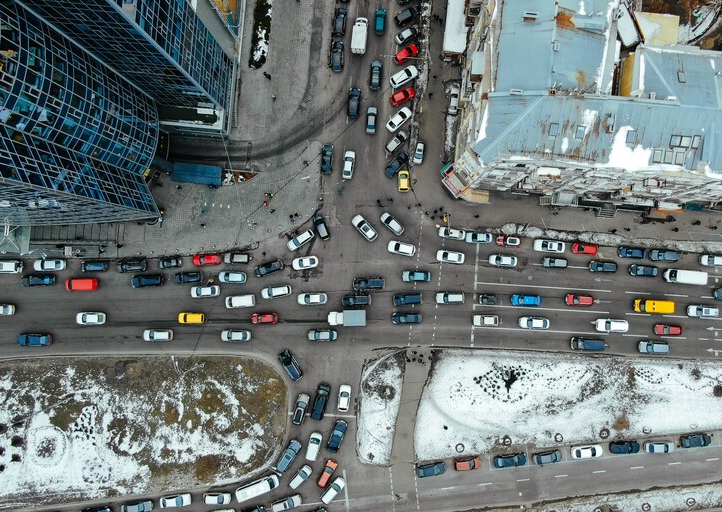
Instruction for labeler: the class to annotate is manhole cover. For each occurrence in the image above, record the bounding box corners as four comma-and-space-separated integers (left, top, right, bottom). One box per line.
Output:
642, 503, 651, 511
554, 433, 563, 442
502, 436, 512, 446
600, 428, 610, 439
455, 443, 465, 453
686, 498, 696, 506
643, 427, 652, 434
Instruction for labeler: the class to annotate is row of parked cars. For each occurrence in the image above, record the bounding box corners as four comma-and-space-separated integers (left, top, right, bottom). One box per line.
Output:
416, 433, 714, 478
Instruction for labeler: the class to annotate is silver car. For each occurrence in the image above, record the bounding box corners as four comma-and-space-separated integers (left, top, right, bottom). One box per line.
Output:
219, 271, 247, 284
261, 285, 292, 299
190, 285, 221, 298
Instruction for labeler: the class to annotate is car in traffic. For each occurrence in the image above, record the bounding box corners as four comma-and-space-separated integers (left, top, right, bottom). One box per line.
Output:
488, 254, 517, 267
262, 284, 292, 300
511, 294, 541, 307
117, 259, 148, 273
565, 293, 594, 306
0, 304, 16, 316
292, 393, 310, 425
594, 318, 629, 333
533, 239, 565, 253
571, 243, 597, 255
159, 256, 183, 269
254, 259, 284, 278
351, 215, 378, 241
386, 107, 412, 132
397, 169, 411, 192
219, 271, 247, 284
653, 323, 682, 336
387, 240, 416, 256
438, 226, 465, 240
437, 250, 465, 264
298, 292, 328, 305
542, 257, 568, 268
174, 271, 202, 284
21, 274, 55, 287
328, 40, 343, 72
143, 329, 173, 342
533, 449, 561, 465
131, 274, 165, 288
320, 143, 334, 174
637, 340, 669, 354
76, 312, 107, 325
495, 235, 521, 247
589, 260, 617, 272
415, 461, 446, 478
327, 419, 348, 453
308, 329, 338, 341
287, 229, 315, 252
394, 43, 419, 63
629, 264, 658, 277
644, 441, 674, 454
402, 270, 431, 282
347, 87, 361, 118
366, 106, 378, 134
337, 384, 352, 412
390, 87, 415, 106
649, 249, 680, 262
192, 253, 222, 266
392, 312, 422, 324
608, 440, 640, 454
313, 212, 330, 240
380, 212, 404, 235
518, 316, 549, 330
252, 312, 279, 324
393, 293, 422, 306
33, 259, 66, 271
317, 459, 338, 487
384, 151, 409, 177
220, 330, 251, 342
493, 452, 527, 468
342, 151, 355, 180
374, 8, 386, 34
465, 231, 492, 244
190, 285, 220, 298
389, 66, 418, 88
680, 433, 711, 448
395, 26, 418, 45
17, 333, 52, 347
342, 294, 371, 307
159, 493, 191, 508
618, 246, 647, 259
275, 439, 302, 473
412, 141, 425, 164
278, 349, 303, 381
570, 444, 603, 459
687, 304, 719, 318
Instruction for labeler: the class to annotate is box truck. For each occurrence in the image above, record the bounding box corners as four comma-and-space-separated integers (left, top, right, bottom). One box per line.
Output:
351, 18, 368, 55
662, 269, 708, 286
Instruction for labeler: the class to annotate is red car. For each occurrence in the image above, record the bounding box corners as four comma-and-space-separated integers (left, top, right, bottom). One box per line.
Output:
454, 456, 481, 471
390, 87, 415, 106
251, 312, 279, 324
317, 459, 338, 488
192, 253, 222, 266
393, 44, 419, 64
495, 235, 521, 247
565, 293, 594, 306
653, 323, 682, 336
572, 243, 598, 256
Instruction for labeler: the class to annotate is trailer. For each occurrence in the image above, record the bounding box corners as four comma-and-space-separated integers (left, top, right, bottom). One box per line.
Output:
328, 310, 366, 327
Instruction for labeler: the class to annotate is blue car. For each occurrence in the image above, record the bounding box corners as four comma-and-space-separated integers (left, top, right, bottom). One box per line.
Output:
511, 294, 541, 306
327, 419, 348, 453
275, 439, 302, 473
493, 452, 527, 468
415, 461, 445, 478
617, 246, 647, 259
17, 333, 53, 347
21, 274, 55, 287
401, 270, 431, 282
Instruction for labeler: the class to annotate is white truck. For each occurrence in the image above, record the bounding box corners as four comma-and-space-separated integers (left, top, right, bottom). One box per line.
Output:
351, 18, 368, 55
662, 268, 708, 286
328, 310, 366, 327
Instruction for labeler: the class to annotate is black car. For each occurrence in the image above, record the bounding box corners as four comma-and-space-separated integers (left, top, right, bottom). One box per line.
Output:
392, 312, 422, 324
348, 88, 361, 118
174, 271, 202, 284
159, 256, 183, 269
327, 419, 348, 453
384, 151, 409, 178
21, 274, 56, 287
479, 294, 497, 305
313, 213, 330, 240
277, 349, 303, 381
493, 452, 527, 468
81, 260, 109, 272
609, 440, 640, 454
82, 507, 112, 512
321, 144, 334, 175
130, 274, 165, 288
628, 264, 658, 277
332, 7, 347, 36
680, 433, 711, 448
393, 293, 422, 306
353, 277, 385, 291
342, 294, 371, 307
329, 40, 344, 72
369, 60, 382, 91
117, 259, 148, 273
255, 259, 285, 278
649, 249, 680, 262
617, 246, 647, 259
589, 260, 617, 272
394, 4, 420, 26
714, 288, 722, 300
310, 383, 331, 420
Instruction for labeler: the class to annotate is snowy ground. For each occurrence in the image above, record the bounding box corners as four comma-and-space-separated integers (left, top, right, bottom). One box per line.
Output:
357, 351, 405, 465
0, 356, 286, 510
415, 349, 722, 460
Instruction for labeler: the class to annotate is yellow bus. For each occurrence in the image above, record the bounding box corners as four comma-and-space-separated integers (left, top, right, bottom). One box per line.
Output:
633, 299, 675, 314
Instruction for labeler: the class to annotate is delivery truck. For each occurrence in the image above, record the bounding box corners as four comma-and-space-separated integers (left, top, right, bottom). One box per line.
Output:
351, 18, 368, 55
662, 268, 708, 286
327, 310, 367, 327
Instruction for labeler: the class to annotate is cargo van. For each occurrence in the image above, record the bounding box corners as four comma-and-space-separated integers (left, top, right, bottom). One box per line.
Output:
633, 299, 675, 314
235, 474, 280, 504
65, 278, 99, 292
663, 268, 708, 286
0, 260, 23, 273
570, 337, 607, 351
225, 295, 256, 309
178, 312, 205, 324
350, 18, 368, 55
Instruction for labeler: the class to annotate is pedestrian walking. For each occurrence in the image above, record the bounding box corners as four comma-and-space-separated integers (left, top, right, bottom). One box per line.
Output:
428, 93, 433, 99
432, 75, 438, 82
200, 223, 206, 228
270, 209, 276, 213
176, 185, 182, 190
271, 94, 277, 101
263, 72, 271, 80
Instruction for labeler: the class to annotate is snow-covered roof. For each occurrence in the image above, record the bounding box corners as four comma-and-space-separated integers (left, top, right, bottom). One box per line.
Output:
442, 0, 468, 54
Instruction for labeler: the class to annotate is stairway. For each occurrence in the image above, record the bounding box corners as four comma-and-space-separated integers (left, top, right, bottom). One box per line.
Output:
596, 203, 617, 218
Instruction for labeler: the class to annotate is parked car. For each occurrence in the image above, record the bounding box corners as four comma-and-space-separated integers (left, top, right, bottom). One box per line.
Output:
518, 316, 549, 330
275, 439, 302, 473
393, 293, 422, 306
402, 270, 431, 282
570, 444, 603, 459
394, 4, 421, 26
327, 419, 348, 453
533, 449, 561, 465
644, 441, 674, 454
313, 213, 330, 240
653, 323, 682, 336
565, 293, 594, 306
412, 141, 425, 164
254, 259, 284, 278
190, 285, 220, 298
308, 329, 338, 341
131, 274, 165, 288
438, 226, 465, 240
437, 250, 465, 265
397, 169, 411, 192
495, 235, 521, 247
571, 243, 597, 255
385, 130, 408, 153
618, 246, 647, 259
390, 87, 415, 106
321, 143, 334, 174
351, 215, 378, 241
488, 254, 517, 267
223, 252, 251, 264
219, 271, 247, 284
292, 256, 318, 271
389, 66, 419, 88
159, 493, 191, 508
380, 212, 404, 235
174, 271, 202, 284
415, 461, 446, 478
292, 393, 310, 425
386, 105, 412, 131
637, 340, 669, 354
366, 106, 378, 134
589, 260, 617, 272
533, 239, 565, 253
384, 151, 409, 177
203, 493, 232, 506
33, 259, 66, 271
328, 40, 344, 72
159, 256, 183, 269
493, 453, 527, 468
347, 88, 361, 118
479, 294, 496, 305
594, 318, 629, 333
298, 292, 327, 305
629, 264, 658, 277
287, 229, 315, 252
332, 7, 347, 36
511, 294, 541, 307
454, 456, 481, 471
117, 259, 148, 273
81, 260, 109, 272
447, 83, 460, 114
699, 254, 722, 266
393, 43, 419, 64
320, 477, 345, 505
387, 240, 416, 256
394, 26, 418, 45
337, 384, 352, 412
465, 231, 492, 244
680, 433, 711, 448
317, 459, 338, 487
278, 349, 303, 381
649, 249, 680, 262
306, 432, 323, 461
192, 253, 222, 266
353, 277, 385, 291
21, 274, 55, 287
121, 501, 154, 512
289, 464, 312, 490
342, 151, 355, 180
392, 312, 422, 324
608, 440, 640, 454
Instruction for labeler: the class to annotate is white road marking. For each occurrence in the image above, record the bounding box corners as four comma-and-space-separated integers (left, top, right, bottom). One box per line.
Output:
592, 470, 606, 474
389, 467, 396, 512
474, 304, 609, 315
622, 333, 652, 337
324, 413, 357, 419
475, 281, 611, 293
471, 243, 480, 348
664, 293, 689, 298
479, 482, 493, 486
626, 312, 650, 316
554, 474, 568, 478
625, 291, 651, 295
516, 478, 530, 482
343, 468, 350, 511
705, 457, 719, 461
630, 466, 644, 470
667, 461, 681, 465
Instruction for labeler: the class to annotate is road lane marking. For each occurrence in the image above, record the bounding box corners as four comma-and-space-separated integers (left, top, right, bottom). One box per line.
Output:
516, 478, 530, 482
479, 482, 493, 486
625, 291, 650, 295
475, 281, 611, 293
554, 474, 568, 478
667, 461, 681, 465
439, 486, 455, 491
592, 470, 606, 474
471, 243, 480, 348
626, 312, 650, 316
622, 333, 652, 337
665, 293, 689, 297
389, 467, 396, 512
343, 468, 349, 511
473, 303, 610, 315
705, 457, 719, 461
630, 466, 644, 470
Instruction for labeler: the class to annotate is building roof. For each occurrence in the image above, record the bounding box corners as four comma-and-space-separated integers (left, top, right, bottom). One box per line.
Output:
442, 0, 468, 54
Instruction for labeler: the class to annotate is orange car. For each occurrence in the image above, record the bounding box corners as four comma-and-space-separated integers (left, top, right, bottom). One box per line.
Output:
317, 459, 338, 488
454, 456, 482, 471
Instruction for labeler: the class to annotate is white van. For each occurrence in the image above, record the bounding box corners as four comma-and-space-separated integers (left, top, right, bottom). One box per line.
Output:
0, 260, 23, 273
225, 294, 256, 309
350, 18, 368, 55
235, 474, 280, 504
662, 268, 708, 286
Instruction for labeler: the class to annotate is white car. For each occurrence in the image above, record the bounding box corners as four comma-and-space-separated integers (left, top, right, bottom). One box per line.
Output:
436, 250, 465, 264
221, 329, 251, 342
159, 493, 192, 508
571, 444, 603, 459
321, 477, 346, 504
488, 254, 518, 267
342, 150, 355, 180
190, 285, 221, 298
306, 431, 323, 461
387, 240, 416, 257
271, 494, 302, 512
352, 214, 378, 241
0, 304, 16, 316
286, 229, 315, 251
289, 464, 312, 490
297, 292, 328, 305
203, 493, 232, 505
338, 384, 352, 412
218, 271, 247, 284
385, 131, 407, 153
465, 232, 492, 244
380, 212, 404, 235
436, 292, 465, 304
699, 254, 722, 266
33, 259, 66, 271
389, 65, 419, 88
533, 239, 566, 253
76, 312, 106, 325
438, 226, 466, 240
687, 304, 719, 318
412, 141, 425, 164
386, 107, 412, 132
518, 316, 549, 330
594, 318, 629, 333
292, 256, 319, 270
447, 83, 460, 115
143, 329, 174, 341
644, 441, 675, 454
261, 285, 292, 299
